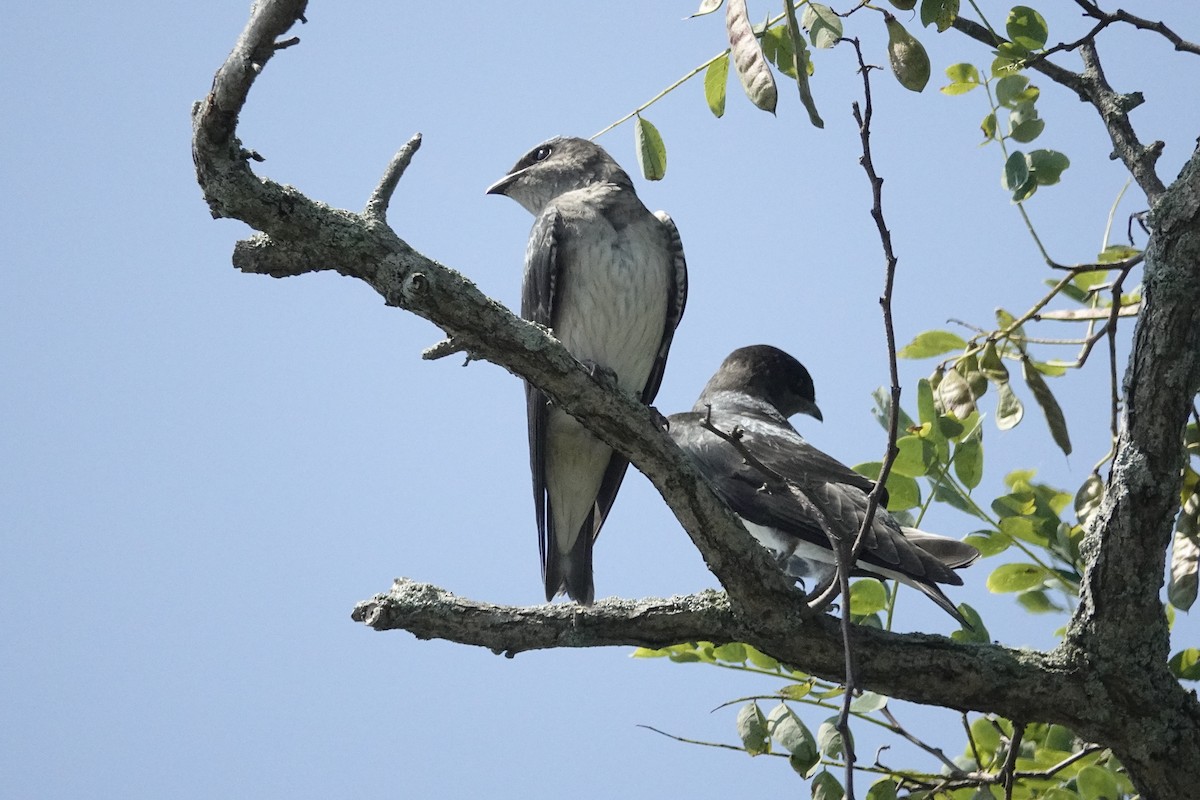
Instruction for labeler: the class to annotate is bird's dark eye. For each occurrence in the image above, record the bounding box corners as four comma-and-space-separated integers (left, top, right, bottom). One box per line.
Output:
534, 146, 552, 162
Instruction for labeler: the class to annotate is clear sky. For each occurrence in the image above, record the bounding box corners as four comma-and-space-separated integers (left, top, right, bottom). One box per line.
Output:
3, 2, 1197, 797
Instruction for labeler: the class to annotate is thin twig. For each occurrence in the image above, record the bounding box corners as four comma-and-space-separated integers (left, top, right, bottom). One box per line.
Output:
879, 707, 963, 774
1072, 0, 1200, 56
999, 722, 1025, 800
364, 133, 423, 223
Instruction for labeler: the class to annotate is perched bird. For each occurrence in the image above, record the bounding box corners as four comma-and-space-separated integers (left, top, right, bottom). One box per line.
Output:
487, 136, 688, 604
668, 345, 979, 626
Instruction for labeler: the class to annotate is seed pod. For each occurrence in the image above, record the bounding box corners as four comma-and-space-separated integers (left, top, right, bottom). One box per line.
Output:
885, 14, 930, 92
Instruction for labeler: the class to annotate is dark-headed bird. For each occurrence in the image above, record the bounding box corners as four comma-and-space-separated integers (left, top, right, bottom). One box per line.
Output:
668, 345, 979, 626
487, 136, 687, 604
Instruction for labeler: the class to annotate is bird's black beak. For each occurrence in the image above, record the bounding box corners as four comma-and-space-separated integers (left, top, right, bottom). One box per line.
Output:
800, 399, 824, 422
485, 172, 516, 196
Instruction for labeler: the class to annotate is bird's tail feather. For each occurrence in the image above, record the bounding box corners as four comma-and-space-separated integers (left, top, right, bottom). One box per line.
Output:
906, 578, 973, 630
544, 512, 596, 605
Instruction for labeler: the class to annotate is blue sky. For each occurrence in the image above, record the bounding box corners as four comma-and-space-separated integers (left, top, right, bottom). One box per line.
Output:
3, 2, 1197, 797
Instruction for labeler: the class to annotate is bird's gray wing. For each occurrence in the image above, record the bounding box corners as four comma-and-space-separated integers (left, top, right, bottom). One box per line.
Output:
639, 210, 688, 404
686, 408, 968, 587
521, 209, 564, 575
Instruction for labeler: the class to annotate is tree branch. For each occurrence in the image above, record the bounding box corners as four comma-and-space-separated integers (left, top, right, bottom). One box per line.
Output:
352, 580, 741, 655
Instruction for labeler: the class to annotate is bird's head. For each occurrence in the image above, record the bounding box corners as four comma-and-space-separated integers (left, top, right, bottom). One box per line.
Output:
702, 345, 824, 422
485, 136, 632, 215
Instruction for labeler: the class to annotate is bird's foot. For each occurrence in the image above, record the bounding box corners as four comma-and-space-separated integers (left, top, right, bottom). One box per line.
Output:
648, 405, 670, 431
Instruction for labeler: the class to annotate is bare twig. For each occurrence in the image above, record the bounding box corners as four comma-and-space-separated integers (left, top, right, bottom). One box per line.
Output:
879, 706, 963, 774
1072, 0, 1200, 56
364, 133, 423, 223
999, 723, 1025, 800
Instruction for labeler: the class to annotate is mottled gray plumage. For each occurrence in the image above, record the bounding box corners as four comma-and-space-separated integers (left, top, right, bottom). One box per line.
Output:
668, 345, 978, 626
488, 136, 687, 604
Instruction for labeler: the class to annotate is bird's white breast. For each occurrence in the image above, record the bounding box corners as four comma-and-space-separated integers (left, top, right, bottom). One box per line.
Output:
552, 201, 671, 394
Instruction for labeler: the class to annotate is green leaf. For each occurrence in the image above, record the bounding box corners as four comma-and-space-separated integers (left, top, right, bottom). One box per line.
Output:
690, 0, 724, 17
768, 703, 819, 775
849, 690, 888, 713
1029, 148, 1070, 185
941, 62, 980, 95
893, 435, 937, 477
886, 472, 921, 511
713, 642, 747, 663
1074, 473, 1104, 530
1006, 5, 1049, 51
1003, 149, 1030, 191
703, 54, 730, 118
745, 644, 780, 671
995, 380, 1024, 430
811, 770, 844, 800
1009, 101, 1045, 143
1169, 492, 1200, 611
850, 579, 888, 615
994, 74, 1031, 108
964, 531, 1011, 557
866, 778, 900, 800
919, 0, 959, 32
780, 681, 813, 700
726, 0, 778, 113
899, 329, 967, 359
950, 603, 990, 642
885, 15, 931, 92
1076, 765, 1120, 800
783, 0, 825, 128
817, 716, 848, 757
987, 562, 1047, 593
1022, 357, 1072, 455
1098, 244, 1140, 264
980, 111, 998, 141
1169, 648, 1200, 680
917, 378, 937, 427
999, 514, 1048, 546
634, 116, 667, 181
1017, 589, 1060, 613
802, 3, 843, 49
887, 0, 916, 9
968, 715, 1002, 756
954, 438, 983, 489
979, 341, 1010, 384
736, 701, 771, 755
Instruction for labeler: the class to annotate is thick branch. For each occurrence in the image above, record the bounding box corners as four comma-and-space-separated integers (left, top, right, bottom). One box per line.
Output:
354, 580, 1110, 732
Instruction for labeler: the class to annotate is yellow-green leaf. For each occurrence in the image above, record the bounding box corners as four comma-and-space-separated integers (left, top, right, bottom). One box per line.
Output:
704, 54, 730, 118
987, 562, 1047, 593
899, 329, 968, 359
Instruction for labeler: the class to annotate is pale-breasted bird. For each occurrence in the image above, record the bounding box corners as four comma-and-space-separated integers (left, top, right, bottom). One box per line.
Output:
487, 136, 688, 605
668, 345, 979, 626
